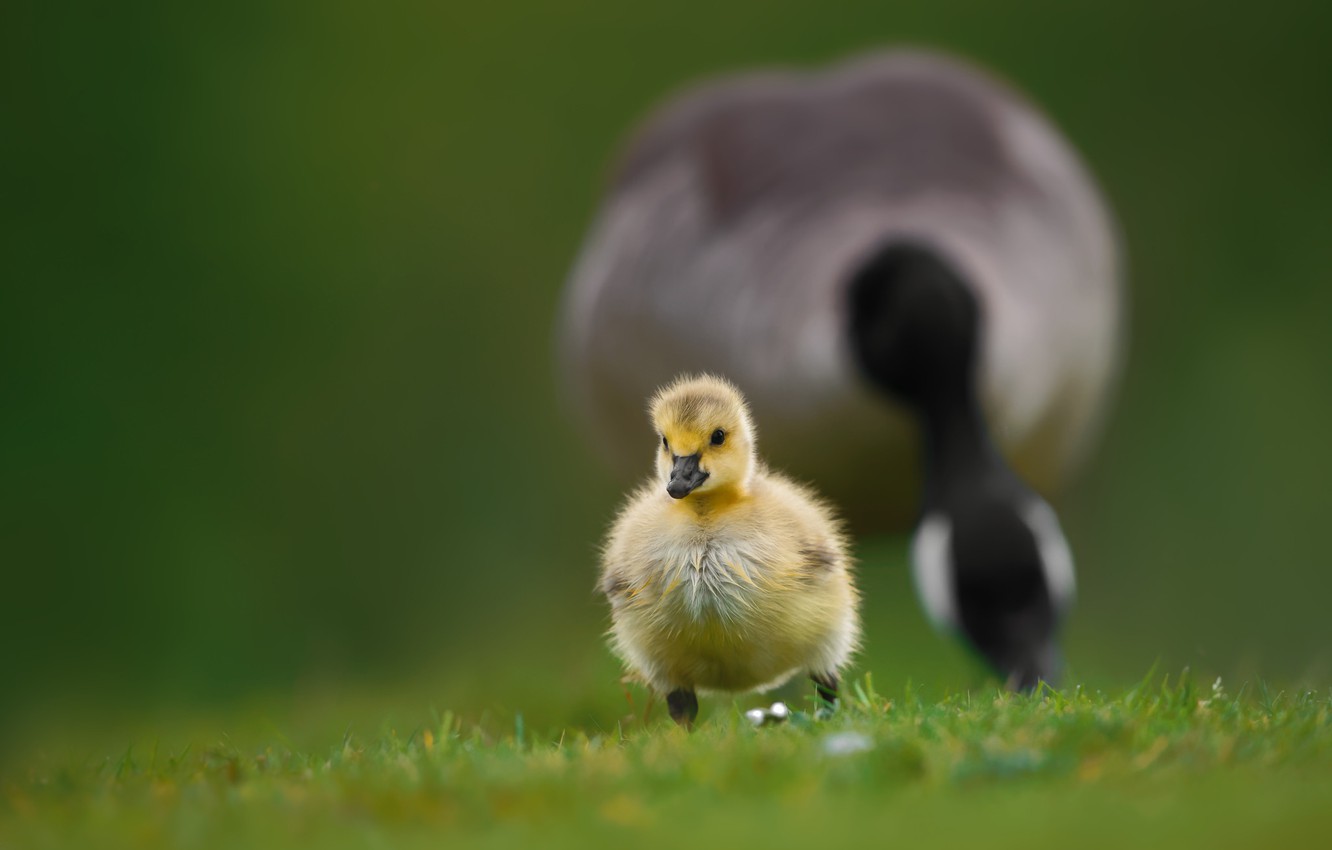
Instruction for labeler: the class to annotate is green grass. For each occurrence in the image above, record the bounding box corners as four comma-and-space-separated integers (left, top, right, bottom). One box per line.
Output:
4, 672, 1331, 850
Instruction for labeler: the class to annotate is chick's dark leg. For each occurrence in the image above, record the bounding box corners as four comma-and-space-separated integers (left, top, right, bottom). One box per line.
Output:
811, 673, 839, 714
666, 689, 698, 729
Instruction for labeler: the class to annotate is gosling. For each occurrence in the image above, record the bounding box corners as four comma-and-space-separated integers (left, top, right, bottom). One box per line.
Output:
599, 374, 860, 728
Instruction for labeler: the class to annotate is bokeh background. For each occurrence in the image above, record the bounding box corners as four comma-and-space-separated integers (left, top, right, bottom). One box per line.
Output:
4, 0, 1330, 753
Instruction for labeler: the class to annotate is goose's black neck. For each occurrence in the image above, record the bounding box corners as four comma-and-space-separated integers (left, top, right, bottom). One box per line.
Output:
846, 240, 1010, 512
914, 382, 1003, 510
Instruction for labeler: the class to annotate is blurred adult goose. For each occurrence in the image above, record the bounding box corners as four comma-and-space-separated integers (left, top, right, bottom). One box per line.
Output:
560, 49, 1123, 687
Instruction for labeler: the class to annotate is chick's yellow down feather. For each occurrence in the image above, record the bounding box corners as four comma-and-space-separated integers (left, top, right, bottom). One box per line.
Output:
599, 374, 860, 727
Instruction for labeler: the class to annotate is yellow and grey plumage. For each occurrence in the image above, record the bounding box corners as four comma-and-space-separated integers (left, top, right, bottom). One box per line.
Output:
600, 374, 859, 727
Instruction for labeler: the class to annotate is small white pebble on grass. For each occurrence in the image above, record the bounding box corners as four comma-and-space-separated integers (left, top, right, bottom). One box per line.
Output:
746, 702, 792, 727
822, 731, 874, 756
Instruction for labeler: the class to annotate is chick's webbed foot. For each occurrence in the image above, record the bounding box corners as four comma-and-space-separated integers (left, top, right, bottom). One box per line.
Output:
666, 689, 698, 729
811, 672, 839, 719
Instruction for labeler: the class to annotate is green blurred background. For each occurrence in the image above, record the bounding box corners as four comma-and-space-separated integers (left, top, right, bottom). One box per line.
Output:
3, 0, 1330, 750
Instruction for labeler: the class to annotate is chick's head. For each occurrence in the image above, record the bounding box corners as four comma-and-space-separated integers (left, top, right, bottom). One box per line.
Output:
649, 374, 756, 500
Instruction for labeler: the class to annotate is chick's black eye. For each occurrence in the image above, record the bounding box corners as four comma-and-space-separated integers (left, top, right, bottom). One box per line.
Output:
710, 429, 725, 446
661, 436, 668, 450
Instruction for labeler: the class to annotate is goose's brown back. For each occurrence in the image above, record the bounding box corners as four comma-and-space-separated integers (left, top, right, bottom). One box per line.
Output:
561, 49, 1123, 530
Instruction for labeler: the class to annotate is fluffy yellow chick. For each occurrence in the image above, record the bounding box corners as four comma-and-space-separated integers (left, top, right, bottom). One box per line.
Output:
599, 374, 860, 728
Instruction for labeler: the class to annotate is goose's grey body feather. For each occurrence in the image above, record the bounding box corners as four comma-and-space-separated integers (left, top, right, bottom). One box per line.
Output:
561, 50, 1123, 528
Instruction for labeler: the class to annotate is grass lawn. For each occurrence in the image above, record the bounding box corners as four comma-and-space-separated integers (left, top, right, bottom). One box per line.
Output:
4, 672, 1330, 850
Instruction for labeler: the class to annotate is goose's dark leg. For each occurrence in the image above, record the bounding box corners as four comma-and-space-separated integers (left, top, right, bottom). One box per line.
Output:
666, 688, 698, 729
811, 672, 839, 714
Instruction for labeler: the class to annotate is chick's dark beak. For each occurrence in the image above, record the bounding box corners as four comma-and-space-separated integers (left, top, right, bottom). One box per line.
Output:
667, 453, 709, 499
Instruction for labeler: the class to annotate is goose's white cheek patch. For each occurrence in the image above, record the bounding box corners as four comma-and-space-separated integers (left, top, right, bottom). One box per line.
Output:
1022, 499, 1076, 611
911, 513, 957, 631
